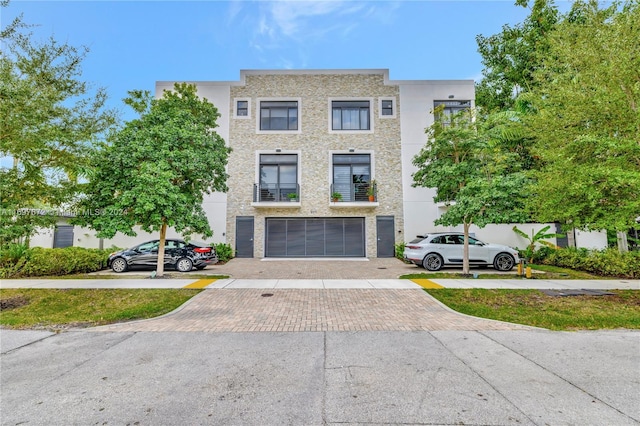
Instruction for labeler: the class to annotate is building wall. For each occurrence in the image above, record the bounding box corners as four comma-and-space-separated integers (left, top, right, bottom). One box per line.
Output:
226, 70, 404, 257
26, 70, 609, 254
398, 80, 476, 242
155, 82, 231, 245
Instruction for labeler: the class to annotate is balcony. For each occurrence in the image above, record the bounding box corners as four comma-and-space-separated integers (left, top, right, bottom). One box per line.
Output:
330, 183, 379, 208
251, 183, 300, 208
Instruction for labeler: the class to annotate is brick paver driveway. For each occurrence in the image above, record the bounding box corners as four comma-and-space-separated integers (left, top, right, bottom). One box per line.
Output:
92, 258, 532, 333
203, 257, 422, 279
95, 288, 532, 333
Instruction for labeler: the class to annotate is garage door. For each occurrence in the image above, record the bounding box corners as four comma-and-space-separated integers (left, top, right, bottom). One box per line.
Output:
265, 218, 365, 257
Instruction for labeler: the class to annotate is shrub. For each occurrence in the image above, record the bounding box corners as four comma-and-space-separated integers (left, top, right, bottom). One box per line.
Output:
529, 245, 556, 263
213, 243, 234, 263
542, 247, 640, 279
0, 243, 30, 266
395, 242, 410, 263
0, 247, 110, 278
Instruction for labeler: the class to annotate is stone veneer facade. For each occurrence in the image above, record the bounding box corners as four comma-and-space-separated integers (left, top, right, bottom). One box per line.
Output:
227, 71, 403, 257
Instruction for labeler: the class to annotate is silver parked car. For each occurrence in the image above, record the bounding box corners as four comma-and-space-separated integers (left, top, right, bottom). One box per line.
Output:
403, 232, 520, 271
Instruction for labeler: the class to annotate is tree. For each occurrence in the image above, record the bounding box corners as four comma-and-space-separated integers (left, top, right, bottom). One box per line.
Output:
512, 225, 562, 262
475, 0, 560, 111
0, 2, 118, 245
73, 83, 230, 277
412, 108, 528, 274
522, 0, 640, 243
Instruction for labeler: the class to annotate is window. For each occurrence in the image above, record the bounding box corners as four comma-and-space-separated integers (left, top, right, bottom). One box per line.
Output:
381, 99, 393, 116
137, 241, 159, 252
332, 101, 370, 130
260, 101, 298, 131
237, 100, 248, 116
258, 154, 298, 201
332, 154, 371, 202
433, 100, 471, 125
234, 98, 251, 119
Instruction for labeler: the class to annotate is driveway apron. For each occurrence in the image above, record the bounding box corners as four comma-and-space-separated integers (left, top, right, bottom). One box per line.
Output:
92, 288, 533, 333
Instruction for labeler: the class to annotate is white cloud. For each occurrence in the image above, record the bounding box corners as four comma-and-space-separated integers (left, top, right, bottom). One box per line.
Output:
227, 0, 400, 67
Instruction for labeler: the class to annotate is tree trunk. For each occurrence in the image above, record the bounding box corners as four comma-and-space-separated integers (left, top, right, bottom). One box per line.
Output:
617, 231, 629, 253
463, 222, 471, 275
156, 221, 167, 277
567, 228, 576, 248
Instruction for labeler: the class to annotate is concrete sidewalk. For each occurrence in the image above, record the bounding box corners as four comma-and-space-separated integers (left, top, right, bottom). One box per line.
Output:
1, 277, 638, 289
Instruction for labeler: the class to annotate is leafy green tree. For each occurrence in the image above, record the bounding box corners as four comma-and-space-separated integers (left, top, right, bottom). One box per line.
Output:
412, 108, 528, 274
73, 83, 230, 276
475, 0, 560, 111
523, 0, 640, 241
0, 2, 117, 245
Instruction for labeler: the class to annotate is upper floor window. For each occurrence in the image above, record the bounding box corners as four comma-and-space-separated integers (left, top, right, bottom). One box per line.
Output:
260, 101, 298, 131
379, 97, 396, 119
234, 98, 251, 119
332, 154, 371, 202
237, 100, 248, 116
433, 100, 471, 125
258, 154, 298, 202
332, 100, 370, 131
381, 100, 393, 115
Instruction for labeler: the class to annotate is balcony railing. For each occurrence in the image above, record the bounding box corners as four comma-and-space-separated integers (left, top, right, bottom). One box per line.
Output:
253, 183, 300, 202
330, 182, 376, 203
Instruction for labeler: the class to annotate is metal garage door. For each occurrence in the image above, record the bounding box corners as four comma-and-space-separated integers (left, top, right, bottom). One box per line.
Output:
53, 225, 74, 248
265, 218, 365, 257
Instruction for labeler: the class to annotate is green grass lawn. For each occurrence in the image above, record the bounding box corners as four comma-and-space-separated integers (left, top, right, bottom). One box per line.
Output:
425, 289, 640, 330
401, 264, 604, 280
0, 289, 200, 330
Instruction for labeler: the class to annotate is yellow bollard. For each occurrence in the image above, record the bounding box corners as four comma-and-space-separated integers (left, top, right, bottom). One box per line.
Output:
517, 263, 523, 276
526, 266, 532, 279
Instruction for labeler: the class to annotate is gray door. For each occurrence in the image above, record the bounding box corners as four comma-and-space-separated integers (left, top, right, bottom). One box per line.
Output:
265, 218, 365, 257
235, 216, 254, 258
555, 223, 569, 248
376, 216, 395, 257
53, 225, 74, 248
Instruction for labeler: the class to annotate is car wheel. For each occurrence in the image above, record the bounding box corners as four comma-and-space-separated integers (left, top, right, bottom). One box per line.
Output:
422, 253, 443, 271
176, 258, 193, 272
111, 258, 128, 273
493, 253, 515, 271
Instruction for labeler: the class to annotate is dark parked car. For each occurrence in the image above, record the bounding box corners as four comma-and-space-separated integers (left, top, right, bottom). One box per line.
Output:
107, 239, 218, 273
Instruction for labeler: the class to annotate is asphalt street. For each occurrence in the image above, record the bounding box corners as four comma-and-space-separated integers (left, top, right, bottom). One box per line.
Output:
2, 329, 639, 426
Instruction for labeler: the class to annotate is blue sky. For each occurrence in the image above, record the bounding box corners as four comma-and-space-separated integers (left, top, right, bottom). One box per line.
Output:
2, 1, 570, 120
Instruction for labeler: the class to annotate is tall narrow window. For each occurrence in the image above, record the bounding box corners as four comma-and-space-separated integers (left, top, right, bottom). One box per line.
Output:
332, 101, 370, 130
381, 99, 393, 116
332, 154, 371, 202
259, 154, 298, 201
260, 101, 298, 130
237, 100, 248, 116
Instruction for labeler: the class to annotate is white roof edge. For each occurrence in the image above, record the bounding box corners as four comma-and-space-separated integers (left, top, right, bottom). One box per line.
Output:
391, 79, 475, 85
156, 69, 476, 87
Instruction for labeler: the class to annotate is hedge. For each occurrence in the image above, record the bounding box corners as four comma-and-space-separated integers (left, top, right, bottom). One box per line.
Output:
0, 246, 111, 278
540, 247, 640, 279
